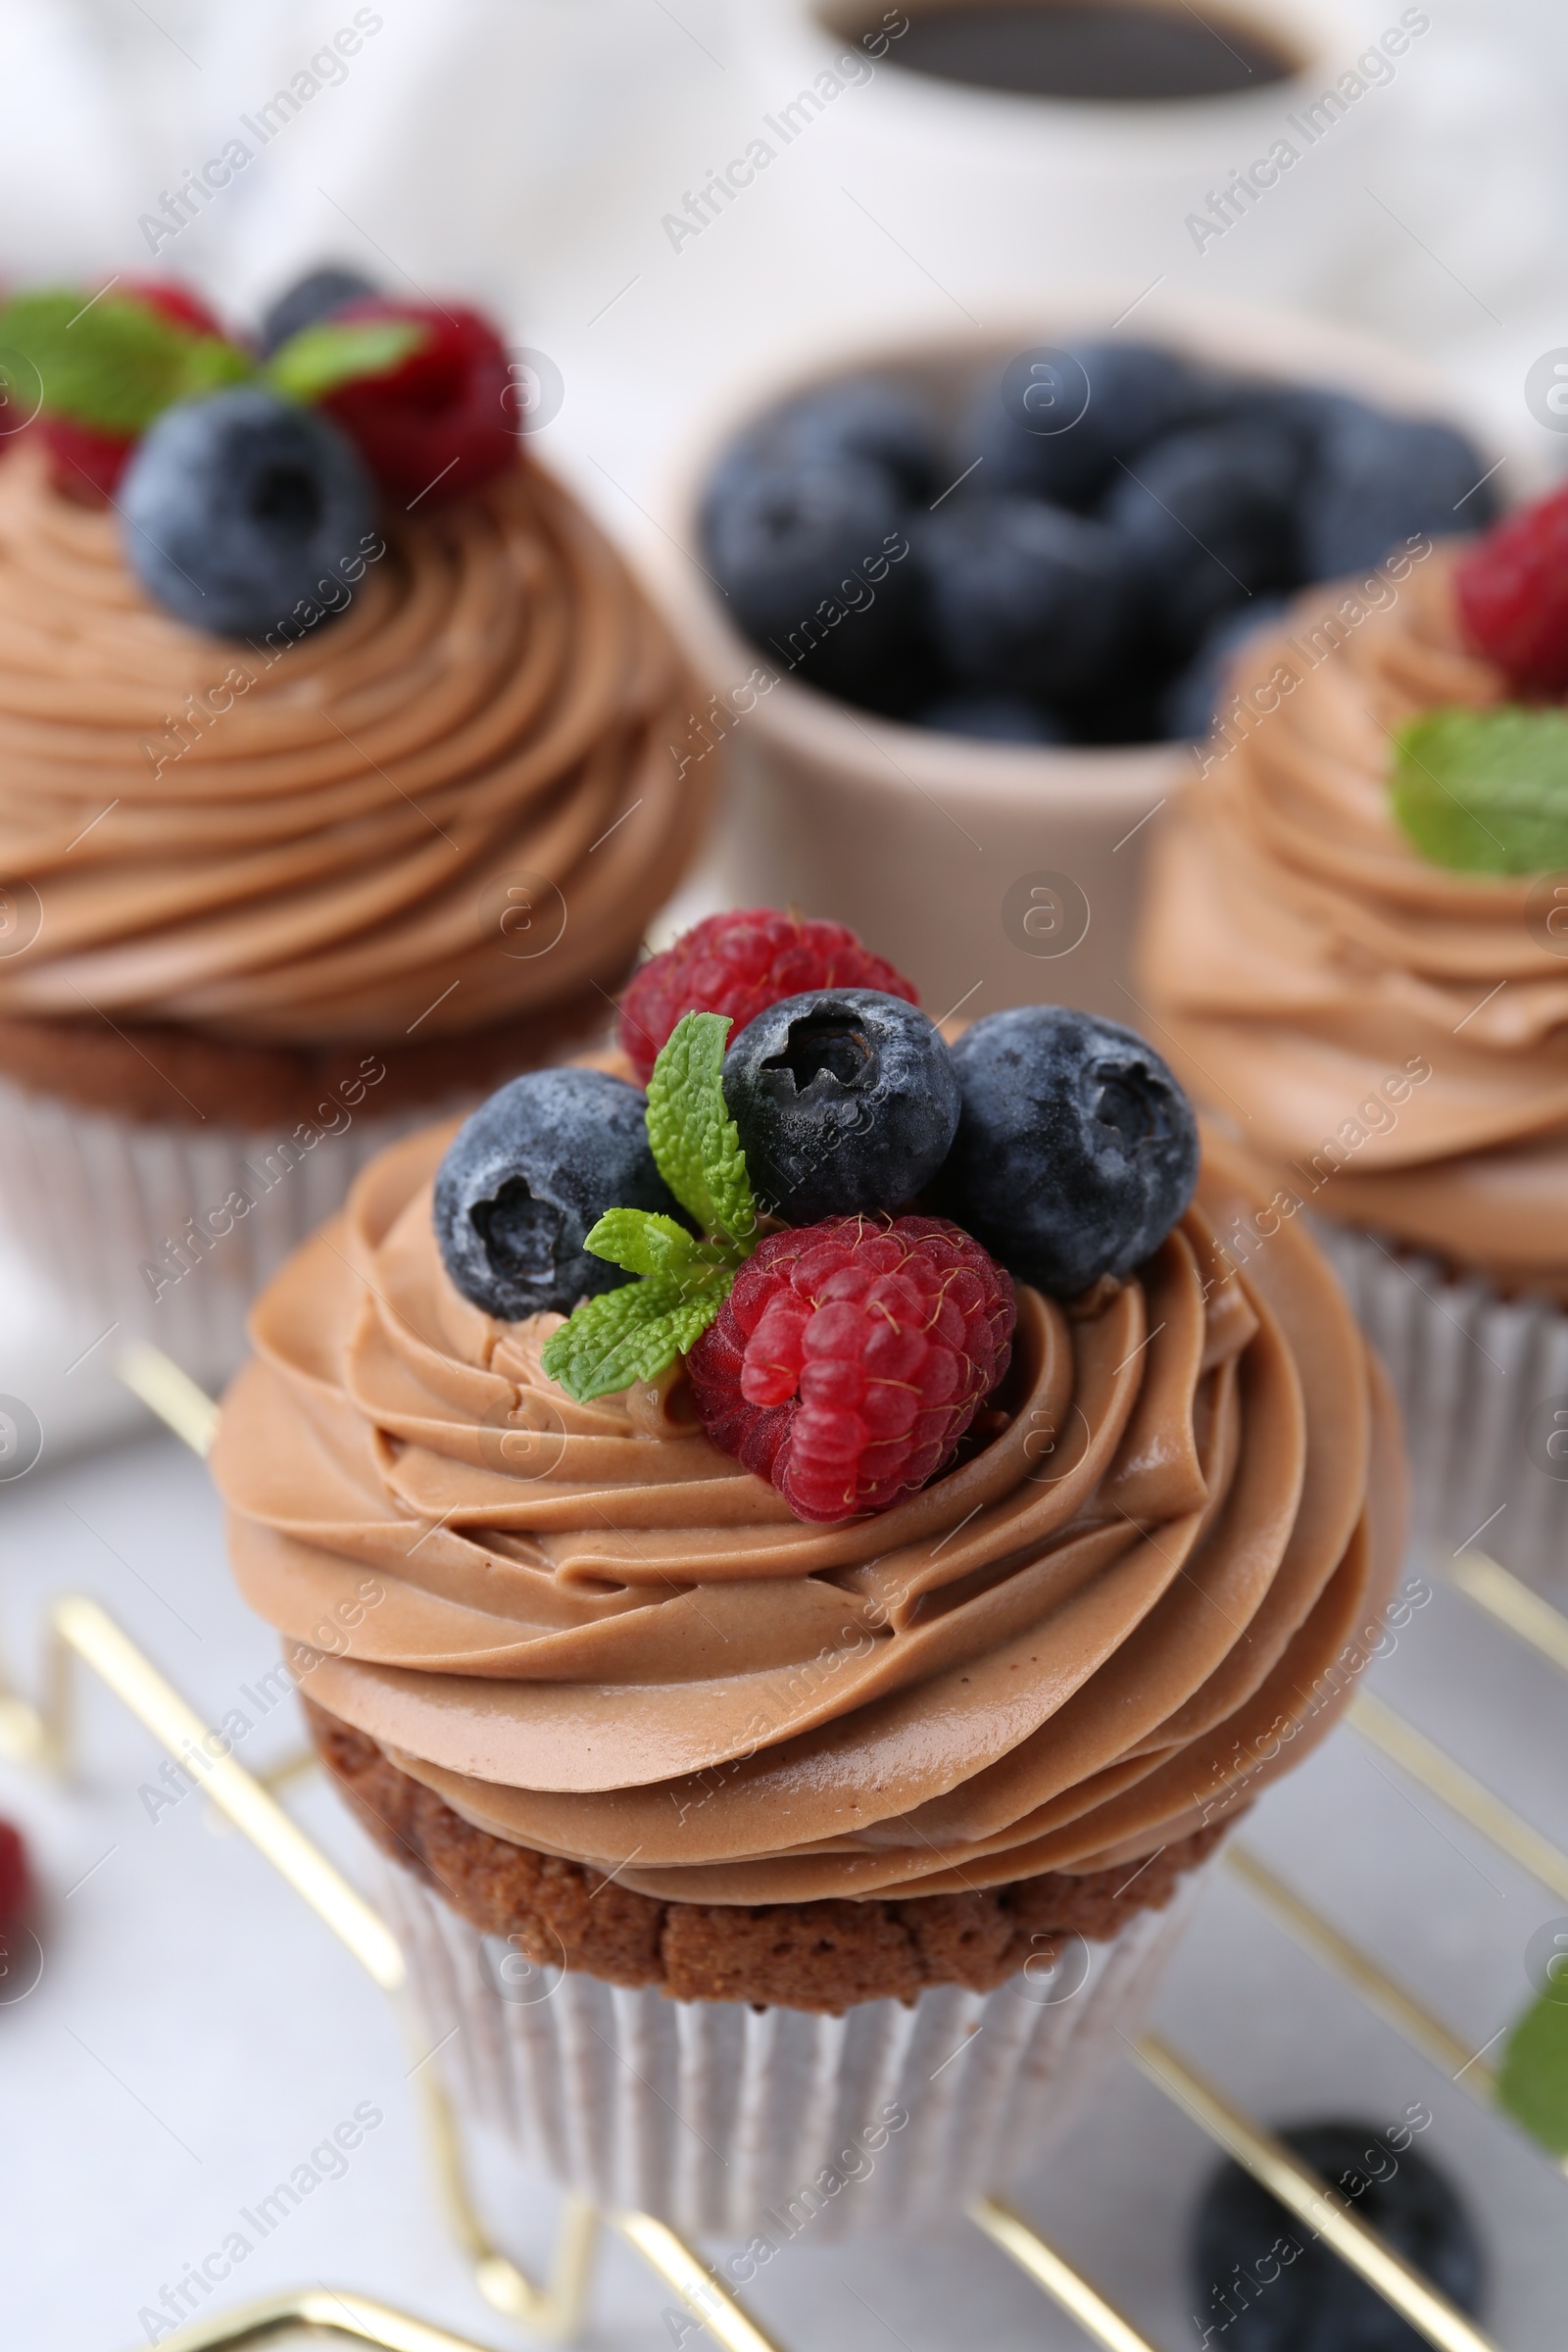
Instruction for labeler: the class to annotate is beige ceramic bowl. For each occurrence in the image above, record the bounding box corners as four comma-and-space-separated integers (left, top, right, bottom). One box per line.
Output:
648, 290, 1501, 1027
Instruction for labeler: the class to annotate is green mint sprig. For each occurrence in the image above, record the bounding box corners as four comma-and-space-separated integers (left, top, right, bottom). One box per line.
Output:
1496, 1980, 1568, 2155
1392, 707, 1568, 875
265, 315, 428, 403
541, 1012, 759, 1403
0, 286, 427, 442
0, 288, 254, 434
645, 1005, 756, 1247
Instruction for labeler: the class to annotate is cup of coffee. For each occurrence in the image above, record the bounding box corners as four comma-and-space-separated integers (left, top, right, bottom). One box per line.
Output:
731, 0, 1402, 309
860, 0, 1303, 102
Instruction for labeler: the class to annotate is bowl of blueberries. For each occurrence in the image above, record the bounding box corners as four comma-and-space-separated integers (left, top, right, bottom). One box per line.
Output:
662, 294, 1502, 1025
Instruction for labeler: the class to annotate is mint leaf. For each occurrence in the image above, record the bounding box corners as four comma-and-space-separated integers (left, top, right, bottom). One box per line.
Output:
541, 1010, 762, 1403
1393, 707, 1568, 874
645, 1011, 758, 1249
584, 1208, 714, 1281
265, 316, 427, 404
541, 1271, 729, 1403
1496, 1984, 1568, 2155
0, 289, 253, 435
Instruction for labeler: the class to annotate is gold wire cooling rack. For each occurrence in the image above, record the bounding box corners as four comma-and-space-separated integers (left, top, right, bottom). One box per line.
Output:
2, 1342, 1565, 2352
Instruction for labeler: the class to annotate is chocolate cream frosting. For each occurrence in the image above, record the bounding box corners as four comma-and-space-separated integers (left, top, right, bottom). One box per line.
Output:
0, 441, 704, 1053
1140, 548, 1568, 1297
212, 1117, 1405, 1904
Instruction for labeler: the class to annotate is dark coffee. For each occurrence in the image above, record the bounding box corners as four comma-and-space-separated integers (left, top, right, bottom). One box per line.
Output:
881, 1, 1297, 102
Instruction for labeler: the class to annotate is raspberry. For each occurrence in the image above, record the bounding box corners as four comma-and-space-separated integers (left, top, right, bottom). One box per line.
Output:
123, 279, 226, 338
687, 1214, 1014, 1522
39, 416, 139, 503
0, 1818, 31, 1926
319, 298, 514, 504
1454, 487, 1568, 694
619, 908, 918, 1085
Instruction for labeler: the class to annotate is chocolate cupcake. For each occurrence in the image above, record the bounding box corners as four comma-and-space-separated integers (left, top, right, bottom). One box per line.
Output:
1138, 487, 1568, 1587
211, 909, 1404, 2239
0, 277, 710, 1378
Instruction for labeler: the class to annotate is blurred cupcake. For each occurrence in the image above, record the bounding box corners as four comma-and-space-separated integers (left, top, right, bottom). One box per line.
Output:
1138, 485, 1568, 1588
211, 907, 1404, 2238
0, 274, 709, 1379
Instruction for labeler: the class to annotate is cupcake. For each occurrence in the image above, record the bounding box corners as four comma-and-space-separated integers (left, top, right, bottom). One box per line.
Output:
1138, 485, 1568, 1588
211, 907, 1405, 2240
0, 273, 709, 1379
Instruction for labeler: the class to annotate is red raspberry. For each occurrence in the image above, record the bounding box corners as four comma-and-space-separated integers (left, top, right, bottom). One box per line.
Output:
619, 908, 918, 1085
122, 278, 226, 338
687, 1215, 1014, 1522
1454, 487, 1568, 694
40, 279, 230, 502
39, 417, 136, 502
319, 299, 514, 505
0, 1818, 31, 1926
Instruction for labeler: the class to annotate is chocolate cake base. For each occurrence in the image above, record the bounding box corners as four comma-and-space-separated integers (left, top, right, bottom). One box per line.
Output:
306, 1698, 1230, 2015
0, 972, 623, 1130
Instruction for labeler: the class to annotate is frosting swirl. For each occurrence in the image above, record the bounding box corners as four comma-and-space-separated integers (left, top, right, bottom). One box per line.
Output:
1139, 549, 1568, 1297
0, 443, 703, 1046
212, 1116, 1404, 1901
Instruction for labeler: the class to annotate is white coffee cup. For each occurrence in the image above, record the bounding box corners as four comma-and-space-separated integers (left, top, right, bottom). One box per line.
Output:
731, 0, 1400, 313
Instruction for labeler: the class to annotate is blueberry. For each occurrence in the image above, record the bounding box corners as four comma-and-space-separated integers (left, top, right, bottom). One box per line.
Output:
921, 694, 1067, 744
120, 388, 375, 639
934, 1006, 1199, 1297
1102, 422, 1300, 652
434, 1068, 687, 1321
760, 378, 939, 501
1061, 677, 1172, 746
1195, 382, 1324, 493
1200, 377, 1354, 447
1299, 406, 1495, 578
965, 340, 1214, 509
919, 495, 1129, 700
722, 989, 959, 1225
1160, 596, 1293, 740
1191, 2120, 1486, 2350
259, 266, 379, 356
703, 452, 918, 706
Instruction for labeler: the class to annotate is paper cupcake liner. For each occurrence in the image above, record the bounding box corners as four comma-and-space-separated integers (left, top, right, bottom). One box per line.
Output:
378, 1860, 1204, 2243
0, 1072, 434, 1389
1312, 1219, 1568, 1593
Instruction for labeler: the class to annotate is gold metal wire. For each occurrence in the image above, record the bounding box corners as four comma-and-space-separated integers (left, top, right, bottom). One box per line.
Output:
202, 1744, 320, 1836
967, 2200, 1160, 2352
1132, 2037, 1503, 2352
1224, 1845, 1486, 2089
1449, 1550, 1568, 1678
1349, 1690, 1568, 1906
116, 1342, 221, 1457
125, 2283, 511, 2350
0, 1566, 791, 2351
0, 1598, 68, 1771
611, 2214, 787, 2352
39, 1594, 404, 1990
406, 2043, 598, 2338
